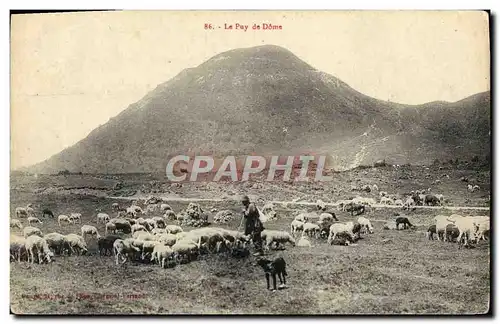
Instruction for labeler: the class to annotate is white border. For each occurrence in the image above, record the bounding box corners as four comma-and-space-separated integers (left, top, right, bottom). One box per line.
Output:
3, 1, 497, 322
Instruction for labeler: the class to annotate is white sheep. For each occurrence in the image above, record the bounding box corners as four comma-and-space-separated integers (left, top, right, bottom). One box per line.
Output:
151, 216, 166, 228
294, 213, 309, 223
302, 223, 321, 238
165, 224, 183, 235
97, 213, 110, 224
111, 202, 119, 210
132, 231, 156, 241
319, 213, 335, 224
105, 222, 117, 235
357, 217, 374, 234
25, 235, 54, 264
260, 230, 296, 251
380, 197, 393, 205
151, 228, 166, 236
151, 244, 174, 268
27, 216, 43, 225
58, 215, 73, 227
81, 225, 101, 240
327, 222, 355, 244
10, 235, 27, 262
316, 199, 326, 211
113, 238, 141, 265
290, 219, 305, 235
131, 224, 148, 234
163, 210, 176, 221
65, 234, 88, 255
160, 204, 172, 212
171, 238, 200, 263
69, 213, 82, 224
15, 207, 28, 218
23, 226, 43, 238
155, 233, 177, 246
134, 240, 158, 260
44, 232, 69, 255
10, 219, 23, 229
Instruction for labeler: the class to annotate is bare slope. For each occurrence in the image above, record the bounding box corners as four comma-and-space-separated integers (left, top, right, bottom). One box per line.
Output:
27, 45, 490, 173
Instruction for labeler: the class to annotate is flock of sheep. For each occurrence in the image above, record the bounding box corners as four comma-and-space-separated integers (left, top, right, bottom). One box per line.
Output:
10, 183, 489, 271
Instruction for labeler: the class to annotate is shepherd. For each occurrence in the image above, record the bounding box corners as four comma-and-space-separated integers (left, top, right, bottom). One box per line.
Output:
240, 195, 265, 256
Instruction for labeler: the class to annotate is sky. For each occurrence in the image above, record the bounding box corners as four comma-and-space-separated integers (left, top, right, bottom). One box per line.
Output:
10, 11, 490, 169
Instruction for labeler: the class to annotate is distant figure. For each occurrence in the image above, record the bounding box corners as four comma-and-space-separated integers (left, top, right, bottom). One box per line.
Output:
241, 195, 264, 256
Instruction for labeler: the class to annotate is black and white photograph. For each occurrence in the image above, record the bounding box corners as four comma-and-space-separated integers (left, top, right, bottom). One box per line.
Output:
9, 10, 491, 315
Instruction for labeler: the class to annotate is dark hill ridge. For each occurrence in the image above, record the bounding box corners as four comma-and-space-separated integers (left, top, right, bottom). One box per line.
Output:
26, 45, 490, 174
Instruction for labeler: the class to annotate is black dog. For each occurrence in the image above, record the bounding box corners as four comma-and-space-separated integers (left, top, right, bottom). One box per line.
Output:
256, 257, 288, 291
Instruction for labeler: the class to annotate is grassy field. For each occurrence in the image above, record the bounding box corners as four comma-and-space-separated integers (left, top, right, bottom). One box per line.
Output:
9, 165, 491, 315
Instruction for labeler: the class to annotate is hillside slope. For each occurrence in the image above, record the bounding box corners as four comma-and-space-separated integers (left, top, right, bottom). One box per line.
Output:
26, 45, 490, 174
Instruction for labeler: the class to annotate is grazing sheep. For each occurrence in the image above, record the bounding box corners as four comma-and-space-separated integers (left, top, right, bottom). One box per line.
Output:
105, 222, 117, 235
165, 224, 183, 235
445, 224, 460, 243
10, 219, 23, 229
27, 216, 43, 225
81, 225, 101, 240
379, 191, 388, 197
132, 231, 156, 241
151, 244, 174, 268
164, 210, 176, 221
15, 207, 28, 218
69, 213, 82, 224
380, 197, 393, 205
302, 223, 321, 238
294, 213, 309, 223
160, 204, 172, 212
172, 238, 201, 263
109, 218, 132, 234
23, 226, 43, 238
151, 216, 166, 229
316, 199, 326, 211
344, 202, 366, 216
319, 212, 338, 224
395, 217, 415, 230
98, 235, 122, 256
403, 197, 416, 210
65, 234, 88, 255
290, 219, 305, 235
145, 218, 157, 230
44, 232, 71, 255
260, 230, 296, 251
357, 217, 374, 234
111, 203, 120, 210
435, 194, 444, 203
327, 222, 356, 244
113, 238, 141, 265
156, 233, 178, 246
472, 216, 490, 242
135, 240, 158, 261
10, 235, 27, 262
25, 236, 54, 264
151, 228, 166, 236
394, 199, 404, 206
58, 215, 73, 227
42, 208, 54, 218
426, 225, 437, 240
97, 213, 110, 224
424, 195, 440, 206
434, 215, 454, 241
131, 224, 148, 234
446, 215, 479, 247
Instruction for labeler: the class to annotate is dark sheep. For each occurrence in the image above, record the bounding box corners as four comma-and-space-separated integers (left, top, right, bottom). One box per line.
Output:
42, 208, 54, 218
98, 235, 122, 256
395, 217, 415, 230
344, 203, 365, 216
424, 195, 440, 206
445, 224, 460, 242
427, 225, 436, 240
